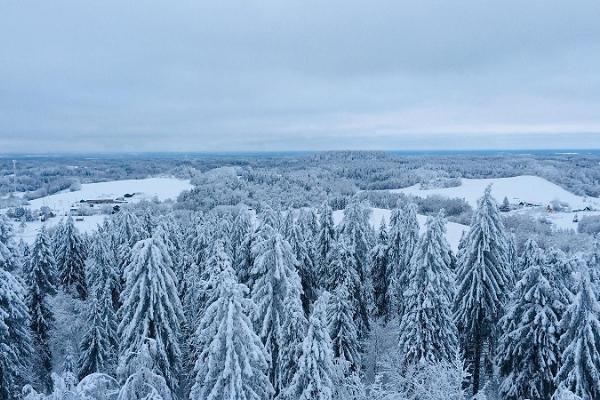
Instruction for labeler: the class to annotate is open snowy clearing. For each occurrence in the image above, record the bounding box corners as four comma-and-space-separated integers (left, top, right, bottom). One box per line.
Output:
389, 175, 599, 210
26, 177, 192, 214
7, 177, 192, 243
333, 208, 467, 252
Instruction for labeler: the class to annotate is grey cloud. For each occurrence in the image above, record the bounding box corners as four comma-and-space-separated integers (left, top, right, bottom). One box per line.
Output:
0, 0, 599, 153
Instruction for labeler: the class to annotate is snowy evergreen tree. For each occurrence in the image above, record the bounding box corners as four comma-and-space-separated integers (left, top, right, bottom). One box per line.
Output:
235, 226, 257, 288
327, 282, 361, 372
230, 209, 253, 269
78, 294, 115, 380
284, 293, 335, 400
389, 202, 420, 318
250, 224, 304, 395
497, 261, 560, 400
324, 238, 365, 340
544, 247, 575, 318
398, 213, 458, 367
454, 186, 511, 395
277, 285, 308, 394
26, 226, 57, 392
117, 339, 174, 400
87, 229, 120, 312
555, 271, 600, 400
338, 199, 373, 337
0, 214, 20, 272
0, 267, 33, 399
118, 234, 185, 392
287, 219, 317, 314
370, 218, 392, 320
518, 238, 544, 279
186, 239, 232, 327
55, 217, 87, 299
189, 267, 273, 400
316, 202, 336, 286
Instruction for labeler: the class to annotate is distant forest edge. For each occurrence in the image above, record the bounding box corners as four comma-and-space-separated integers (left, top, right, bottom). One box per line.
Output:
2, 151, 600, 211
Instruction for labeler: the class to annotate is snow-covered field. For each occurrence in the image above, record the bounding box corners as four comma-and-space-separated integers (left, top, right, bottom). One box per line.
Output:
389, 175, 600, 231
390, 175, 599, 210
6, 178, 192, 243
333, 208, 467, 252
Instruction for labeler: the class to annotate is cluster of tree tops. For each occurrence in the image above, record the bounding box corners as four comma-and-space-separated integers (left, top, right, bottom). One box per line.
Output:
2, 186, 600, 400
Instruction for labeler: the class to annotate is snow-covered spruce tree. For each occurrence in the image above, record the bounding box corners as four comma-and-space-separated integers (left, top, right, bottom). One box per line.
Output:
324, 239, 364, 339
555, 271, 600, 400
26, 226, 57, 392
506, 233, 518, 286
277, 283, 308, 394
0, 267, 33, 399
398, 212, 458, 367
114, 211, 144, 300
87, 228, 120, 311
287, 219, 317, 314
327, 282, 361, 372
230, 208, 253, 270
55, 217, 87, 299
284, 293, 335, 400
497, 261, 560, 400
544, 247, 575, 318
235, 226, 257, 288
118, 339, 174, 400
78, 293, 115, 380
0, 214, 20, 272
316, 201, 336, 286
297, 208, 319, 260
250, 223, 304, 395
189, 267, 273, 400
388, 202, 419, 318
518, 238, 544, 279
370, 218, 392, 320
118, 234, 185, 393
186, 239, 233, 328
338, 199, 373, 337
454, 186, 511, 395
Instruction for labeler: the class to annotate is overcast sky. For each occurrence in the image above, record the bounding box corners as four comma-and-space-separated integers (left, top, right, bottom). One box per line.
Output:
1, 0, 600, 153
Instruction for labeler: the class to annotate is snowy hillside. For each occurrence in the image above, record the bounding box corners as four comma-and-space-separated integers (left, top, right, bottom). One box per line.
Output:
26, 177, 192, 215
8, 177, 192, 243
333, 208, 466, 252
389, 175, 599, 210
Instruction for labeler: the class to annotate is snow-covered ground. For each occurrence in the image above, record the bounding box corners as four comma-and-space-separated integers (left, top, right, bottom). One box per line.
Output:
389, 175, 599, 210
26, 178, 192, 214
333, 208, 467, 253
5, 177, 192, 243
389, 175, 600, 231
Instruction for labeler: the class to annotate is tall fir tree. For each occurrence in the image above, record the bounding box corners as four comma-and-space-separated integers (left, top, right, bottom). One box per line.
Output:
398, 213, 458, 367
327, 282, 361, 372
0, 214, 20, 272
389, 202, 420, 317
55, 217, 87, 299
316, 202, 336, 287
284, 293, 335, 400
370, 218, 392, 320
454, 186, 511, 395
190, 267, 272, 400
118, 234, 185, 393
338, 199, 373, 337
287, 219, 318, 314
555, 271, 600, 400
497, 261, 561, 400
26, 226, 57, 392
0, 267, 33, 399
277, 284, 308, 394
78, 293, 115, 380
250, 223, 304, 395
